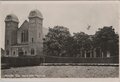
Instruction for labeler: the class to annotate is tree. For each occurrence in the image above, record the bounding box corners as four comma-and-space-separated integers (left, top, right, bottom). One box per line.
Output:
93, 26, 119, 57
73, 32, 93, 57
43, 25, 119, 58
43, 26, 71, 57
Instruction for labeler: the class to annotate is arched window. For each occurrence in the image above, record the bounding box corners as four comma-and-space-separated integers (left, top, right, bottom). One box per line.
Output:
32, 38, 34, 43
31, 48, 34, 55
21, 30, 28, 43
13, 51, 15, 55
25, 51, 27, 54
26, 30, 28, 42
39, 33, 40, 38
21, 32, 24, 42
23, 31, 25, 42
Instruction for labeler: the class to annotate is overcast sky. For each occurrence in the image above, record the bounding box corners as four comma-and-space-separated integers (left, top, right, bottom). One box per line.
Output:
0, 1, 119, 49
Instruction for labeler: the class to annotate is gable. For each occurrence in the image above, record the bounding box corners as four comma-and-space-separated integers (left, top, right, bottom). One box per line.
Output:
18, 20, 29, 31
17, 20, 29, 44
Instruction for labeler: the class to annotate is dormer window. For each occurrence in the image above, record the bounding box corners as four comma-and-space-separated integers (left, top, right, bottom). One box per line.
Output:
31, 11, 36, 16
7, 15, 11, 19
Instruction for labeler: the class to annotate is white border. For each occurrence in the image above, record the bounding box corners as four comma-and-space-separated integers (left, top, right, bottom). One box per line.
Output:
0, 1, 119, 82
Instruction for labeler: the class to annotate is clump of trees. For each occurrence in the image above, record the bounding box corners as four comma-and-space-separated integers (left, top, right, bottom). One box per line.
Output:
43, 26, 71, 57
93, 26, 119, 57
43, 26, 119, 58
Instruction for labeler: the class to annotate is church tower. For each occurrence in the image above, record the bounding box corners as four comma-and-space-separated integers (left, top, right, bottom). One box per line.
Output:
5, 14, 19, 55
28, 9, 43, 56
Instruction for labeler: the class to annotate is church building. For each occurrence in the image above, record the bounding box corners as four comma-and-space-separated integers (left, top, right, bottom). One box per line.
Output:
4, 9, 43, 57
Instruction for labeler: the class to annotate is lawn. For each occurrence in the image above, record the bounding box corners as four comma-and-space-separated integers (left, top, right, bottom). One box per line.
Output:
1, 65, 119, 78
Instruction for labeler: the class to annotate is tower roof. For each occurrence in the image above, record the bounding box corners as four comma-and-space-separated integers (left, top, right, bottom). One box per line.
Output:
28, 9, 43, 19
5, 14, 19, 23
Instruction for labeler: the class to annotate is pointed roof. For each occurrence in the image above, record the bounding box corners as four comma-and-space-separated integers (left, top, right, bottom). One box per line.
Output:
18, 20, 29, 30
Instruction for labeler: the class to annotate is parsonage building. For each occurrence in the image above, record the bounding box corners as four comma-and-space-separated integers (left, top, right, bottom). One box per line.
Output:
4, 9, 43, 57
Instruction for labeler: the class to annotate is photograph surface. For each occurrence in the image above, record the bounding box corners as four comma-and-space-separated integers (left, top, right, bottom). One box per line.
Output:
0, 1, 119, 78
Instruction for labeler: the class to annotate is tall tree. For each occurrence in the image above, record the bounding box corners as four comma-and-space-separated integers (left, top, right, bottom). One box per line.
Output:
43, 26, 71, 57
73, 32, 93, 57
93, 26, 119, 57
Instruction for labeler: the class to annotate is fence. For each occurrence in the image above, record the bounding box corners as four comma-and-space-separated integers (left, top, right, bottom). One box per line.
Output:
1, 55, 119, 67
44, 56, 119, 63
1, 56, 43, 67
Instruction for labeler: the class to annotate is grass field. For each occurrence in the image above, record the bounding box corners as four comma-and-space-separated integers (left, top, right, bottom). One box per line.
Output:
1, 66, 119, 78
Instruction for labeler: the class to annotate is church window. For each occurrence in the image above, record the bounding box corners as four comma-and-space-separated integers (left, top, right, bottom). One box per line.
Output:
13, 51, 15, 55
31, 48, 34, 55
25, 51, 27, 54
24, 32, 26, 42
23, 31, 25, 42
21, 32, 24, 42
7, 15, 11, 19
32, 38, 34, 43
39, 33, 40, 38
6, 50, 9, 55
21, 30, 28, 43
26, 30, 28, 42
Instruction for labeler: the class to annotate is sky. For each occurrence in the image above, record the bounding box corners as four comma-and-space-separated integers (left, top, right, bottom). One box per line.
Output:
0, 1, 119, 49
